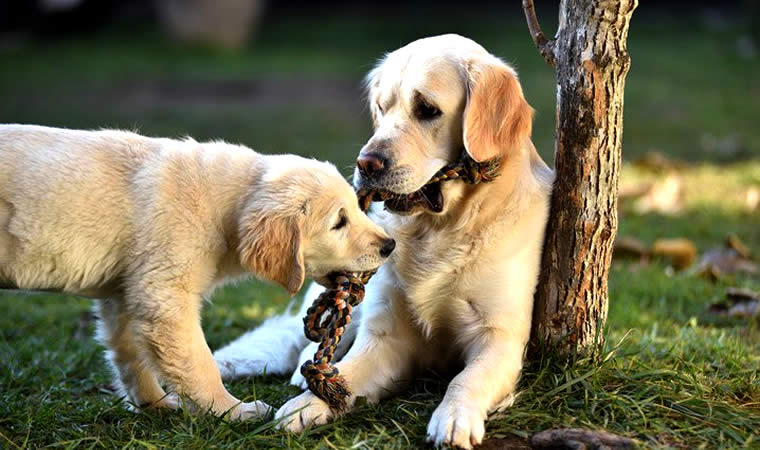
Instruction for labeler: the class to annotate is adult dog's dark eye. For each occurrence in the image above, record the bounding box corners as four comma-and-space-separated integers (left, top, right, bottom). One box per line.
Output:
415, 100, 441, 121
333, 213, 348, 230
376, 102, 384, 114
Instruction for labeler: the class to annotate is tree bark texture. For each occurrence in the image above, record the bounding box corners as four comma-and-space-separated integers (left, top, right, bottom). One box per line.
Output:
530, 0, 638, 355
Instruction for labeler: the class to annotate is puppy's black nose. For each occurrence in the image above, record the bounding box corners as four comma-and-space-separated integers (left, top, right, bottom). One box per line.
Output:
357, 153, 387, 178
379, 238, 396, 258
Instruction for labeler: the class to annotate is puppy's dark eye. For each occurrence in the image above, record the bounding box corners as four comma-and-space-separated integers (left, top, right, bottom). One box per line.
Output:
376, 103, 384, 114
333, 214, 348, 230
415, 100, 441, 121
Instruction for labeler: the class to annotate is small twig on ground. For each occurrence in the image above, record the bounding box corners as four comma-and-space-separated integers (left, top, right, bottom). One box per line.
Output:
522, 0, 556, 66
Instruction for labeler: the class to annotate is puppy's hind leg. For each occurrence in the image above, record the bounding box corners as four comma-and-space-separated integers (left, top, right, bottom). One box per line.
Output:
95, 298, 178, 410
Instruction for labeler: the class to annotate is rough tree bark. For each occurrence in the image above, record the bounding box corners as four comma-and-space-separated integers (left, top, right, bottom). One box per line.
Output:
523, 0, 638, 355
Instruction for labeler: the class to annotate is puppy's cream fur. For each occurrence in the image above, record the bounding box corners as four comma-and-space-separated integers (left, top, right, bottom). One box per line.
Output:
0, 124, 391, 420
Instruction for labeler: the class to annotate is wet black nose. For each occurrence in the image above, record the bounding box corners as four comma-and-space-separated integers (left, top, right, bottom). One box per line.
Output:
357, 153, 387, 178
379, 238, 396, 258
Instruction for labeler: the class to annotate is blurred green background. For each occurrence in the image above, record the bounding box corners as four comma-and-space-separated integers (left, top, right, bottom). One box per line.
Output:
0, 1, 758, 448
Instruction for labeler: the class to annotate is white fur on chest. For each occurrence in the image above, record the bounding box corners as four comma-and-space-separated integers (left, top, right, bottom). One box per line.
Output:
383, 219, 487, 340
373, 192, 549, 348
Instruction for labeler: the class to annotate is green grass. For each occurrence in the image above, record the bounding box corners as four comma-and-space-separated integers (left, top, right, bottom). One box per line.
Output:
1, 9, 759, 449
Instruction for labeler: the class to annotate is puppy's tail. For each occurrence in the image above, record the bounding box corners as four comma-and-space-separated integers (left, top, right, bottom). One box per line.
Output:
214, 283, 319, 380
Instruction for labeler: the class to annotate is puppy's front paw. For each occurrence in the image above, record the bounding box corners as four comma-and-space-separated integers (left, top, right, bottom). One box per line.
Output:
126, 392, 181, 413
426, 399, 486, 449
275, 392, 334, 432
156, 392, 181, 410
230, 400, 273, 421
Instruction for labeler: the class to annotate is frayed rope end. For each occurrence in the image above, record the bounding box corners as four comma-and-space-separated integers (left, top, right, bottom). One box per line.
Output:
301, 361, 351, 413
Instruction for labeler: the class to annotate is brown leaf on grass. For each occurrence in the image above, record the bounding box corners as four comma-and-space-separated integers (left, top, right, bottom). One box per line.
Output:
613, 236, 649, 261
531, 428, 636, 449
725, 234, 752, 259
632, 174, 684, 215
707, 288, 760, 318
651, 238, 698, 270
693, 237, 759, 281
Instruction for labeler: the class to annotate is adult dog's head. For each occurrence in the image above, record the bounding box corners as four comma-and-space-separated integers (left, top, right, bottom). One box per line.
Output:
239, 157, 394, 294
354, 34, 535, 215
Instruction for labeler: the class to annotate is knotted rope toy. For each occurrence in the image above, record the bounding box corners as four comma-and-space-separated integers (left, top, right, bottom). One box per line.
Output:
300, 151, 502, 412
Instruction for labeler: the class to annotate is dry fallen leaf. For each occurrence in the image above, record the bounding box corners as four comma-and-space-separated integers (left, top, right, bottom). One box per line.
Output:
707, 288, 760, 319
726, 234, 752, 260
613, 236, 649, 261
651, 238, 698, 270
633, 173, 684, 215
693, 246, 759, 281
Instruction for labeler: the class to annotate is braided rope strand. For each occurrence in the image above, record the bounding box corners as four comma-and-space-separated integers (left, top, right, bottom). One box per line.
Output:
299, 272, 372, 412
300, 153, 501, 412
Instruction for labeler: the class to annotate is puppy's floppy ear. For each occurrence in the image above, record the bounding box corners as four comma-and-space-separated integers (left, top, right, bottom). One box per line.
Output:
238, 212, 305, 295
462, 56, 534, 162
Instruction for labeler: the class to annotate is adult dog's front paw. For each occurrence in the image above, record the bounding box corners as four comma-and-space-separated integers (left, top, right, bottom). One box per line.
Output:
275, 391, 334, 432
426, 398, 486, 449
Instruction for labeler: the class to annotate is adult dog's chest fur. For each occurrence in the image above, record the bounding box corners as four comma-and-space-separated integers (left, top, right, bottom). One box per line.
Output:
387, 217, 489, 339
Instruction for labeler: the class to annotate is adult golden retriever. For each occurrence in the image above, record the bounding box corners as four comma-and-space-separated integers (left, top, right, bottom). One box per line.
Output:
0, 125, 394, 420
216, 34, 553, 448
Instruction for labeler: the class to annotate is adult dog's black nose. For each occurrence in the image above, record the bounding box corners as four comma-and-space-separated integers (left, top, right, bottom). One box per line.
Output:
379, 238, 396, 258
357, 153, 387, 178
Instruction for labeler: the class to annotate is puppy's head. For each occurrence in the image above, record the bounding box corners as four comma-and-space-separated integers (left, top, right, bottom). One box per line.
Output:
239, 157, 393, 294
355, 34, 534, 214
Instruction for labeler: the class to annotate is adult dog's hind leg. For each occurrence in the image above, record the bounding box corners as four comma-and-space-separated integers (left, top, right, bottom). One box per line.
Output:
95, 298, 177, 410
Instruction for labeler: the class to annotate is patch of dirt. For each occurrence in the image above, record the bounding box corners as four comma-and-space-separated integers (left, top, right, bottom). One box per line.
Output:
478, 436, 533, 450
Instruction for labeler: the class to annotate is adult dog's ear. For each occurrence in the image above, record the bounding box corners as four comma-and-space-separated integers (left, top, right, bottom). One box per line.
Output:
364, 61, 384, 129
239, 212, 305, 295
462, 56, 534, 162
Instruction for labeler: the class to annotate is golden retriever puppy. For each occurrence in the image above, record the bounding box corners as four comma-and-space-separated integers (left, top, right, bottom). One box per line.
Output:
0, 124, 394, 420
266, 34, 554, 447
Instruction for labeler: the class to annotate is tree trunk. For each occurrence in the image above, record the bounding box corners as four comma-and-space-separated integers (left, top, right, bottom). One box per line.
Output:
525, 0, 638, 355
